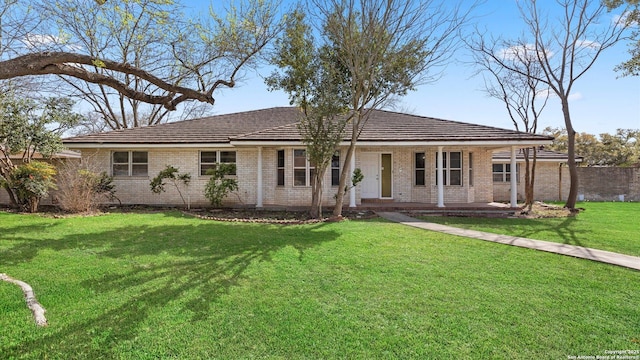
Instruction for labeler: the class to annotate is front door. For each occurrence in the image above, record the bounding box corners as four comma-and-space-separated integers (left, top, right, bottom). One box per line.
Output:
360, 153, 392, 199
360, 153, 379, 199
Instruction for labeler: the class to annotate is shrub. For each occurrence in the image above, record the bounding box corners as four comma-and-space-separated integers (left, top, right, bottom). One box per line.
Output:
56, 159, 118, 213
150, 165, 191, 207
8, 161, 57, 212
204, 164, 238, 207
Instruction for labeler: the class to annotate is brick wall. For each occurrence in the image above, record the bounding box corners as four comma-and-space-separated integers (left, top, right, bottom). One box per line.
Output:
493, 162, 571, 202
492, 163, 640, 202
5, 145, 507, 208
577, 167, 640, 201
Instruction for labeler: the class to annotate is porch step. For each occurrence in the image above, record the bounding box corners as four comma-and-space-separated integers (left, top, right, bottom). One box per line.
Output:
361, 198, 395, 203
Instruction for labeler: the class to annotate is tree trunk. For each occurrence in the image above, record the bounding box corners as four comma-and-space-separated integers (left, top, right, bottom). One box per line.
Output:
333, 137, 357, 217
529, 149, 537, 212
524, 148, 538, 212
310, 171, 324, 219
561, 98, 579, 210
2, 183, 18, 207
524, 149, 532, 208
28, 197, 39, 213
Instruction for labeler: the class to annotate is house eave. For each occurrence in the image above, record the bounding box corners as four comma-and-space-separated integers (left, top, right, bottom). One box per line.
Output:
65, 139, 552, 149
64, 142, 234, 149
230, 139, 553, 147
492, 158, 583, 163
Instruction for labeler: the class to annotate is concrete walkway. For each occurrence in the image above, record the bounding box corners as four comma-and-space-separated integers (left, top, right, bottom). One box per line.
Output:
377, 212, 640, 271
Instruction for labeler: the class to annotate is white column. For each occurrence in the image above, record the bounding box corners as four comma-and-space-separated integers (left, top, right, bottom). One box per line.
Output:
437, 146, 445, 208
349, 147, 357, 208
256, 146, 263, 208
510, 146, 518, 208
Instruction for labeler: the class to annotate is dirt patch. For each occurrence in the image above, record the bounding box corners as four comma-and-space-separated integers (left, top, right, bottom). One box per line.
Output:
515, 202, 580, 218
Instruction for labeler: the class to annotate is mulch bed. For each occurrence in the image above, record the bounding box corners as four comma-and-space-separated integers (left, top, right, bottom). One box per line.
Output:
185, 209, 378, 225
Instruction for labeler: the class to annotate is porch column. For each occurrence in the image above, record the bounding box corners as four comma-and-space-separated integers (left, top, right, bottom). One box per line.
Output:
256, 146, 263, 208
437, 146, 445, 208
349, 147, 357, 208
510, 146, 517, 208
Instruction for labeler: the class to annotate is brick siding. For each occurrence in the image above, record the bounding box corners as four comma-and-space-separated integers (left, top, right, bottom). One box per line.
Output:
19, 145, 497, 208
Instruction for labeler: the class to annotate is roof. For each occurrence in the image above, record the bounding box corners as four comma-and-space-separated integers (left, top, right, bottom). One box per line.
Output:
63, 107, 553, 146
63, 107, 300, 145
492, 148, 584, 162
7, 149, 81, 160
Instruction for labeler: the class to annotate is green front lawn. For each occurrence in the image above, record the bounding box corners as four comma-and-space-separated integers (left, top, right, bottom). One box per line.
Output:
420, 202, 640, 257
1, 210, 638, 359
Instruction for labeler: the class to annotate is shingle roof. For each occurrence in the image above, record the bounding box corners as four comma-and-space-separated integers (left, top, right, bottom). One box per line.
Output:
63, 107, 553, 145
63, 107, 301, 144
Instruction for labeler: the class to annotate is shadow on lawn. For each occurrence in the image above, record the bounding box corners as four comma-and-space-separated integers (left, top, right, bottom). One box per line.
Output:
0, 213, 339, 358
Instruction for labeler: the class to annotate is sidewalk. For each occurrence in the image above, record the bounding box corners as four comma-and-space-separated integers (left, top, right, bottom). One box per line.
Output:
377, 212, 640, 271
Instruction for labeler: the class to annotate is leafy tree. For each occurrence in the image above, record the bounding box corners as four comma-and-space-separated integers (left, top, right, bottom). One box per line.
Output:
471, 0, 631, 209
204, 163, 238, 207
0, 0, 286, 125
266, 9, 351, 218
304, 0, 472, 217
544, 127, 640, 166
599, 129, 640, 166
0, 92, 82, 206
606, 0, 640, 76
7, 161, 57, 212
150, 165, 191, 207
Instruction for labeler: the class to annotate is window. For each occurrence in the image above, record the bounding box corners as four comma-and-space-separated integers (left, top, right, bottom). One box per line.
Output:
277, 150, 285, 186
468, 153, 474, 187
415, 152, 426, 186
435, 151, 462, 186
293, 149, 315, 186
331, 151, 340, 186
493, 163, 519, 182
112, 151, 148, 177
200, 150, 236, 176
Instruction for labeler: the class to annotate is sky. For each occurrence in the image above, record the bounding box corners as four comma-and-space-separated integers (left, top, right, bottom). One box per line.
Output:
195, 0, 640, 136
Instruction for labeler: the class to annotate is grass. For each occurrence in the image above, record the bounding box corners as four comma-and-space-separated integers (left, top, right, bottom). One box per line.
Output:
0, 209, 638, 359
418, 202, 640, 257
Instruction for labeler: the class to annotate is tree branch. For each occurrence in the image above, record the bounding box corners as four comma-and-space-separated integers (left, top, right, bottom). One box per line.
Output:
0, 52, 215, 110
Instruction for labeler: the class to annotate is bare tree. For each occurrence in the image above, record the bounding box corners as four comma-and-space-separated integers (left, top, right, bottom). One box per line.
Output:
0, 0, 285, 120
307, 0, 474, 217
470, 39, 550, 210
470, 0, 631, 209
44, 0, 210, 130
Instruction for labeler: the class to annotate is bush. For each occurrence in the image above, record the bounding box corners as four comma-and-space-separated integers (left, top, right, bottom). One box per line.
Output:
56, 159, 118, 213
204, 164, 238, 207
150, 165, 191, 207
8, 161, 57, 212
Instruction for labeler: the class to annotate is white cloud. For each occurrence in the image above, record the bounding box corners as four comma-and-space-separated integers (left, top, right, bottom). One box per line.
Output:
535, 88, 583, 102
568, 92, 583, 102
23, 33, 82, 51
23, 34, 60, 48
575, 39, 600, 50
614, 11, 639, 27
496, 44, 553, 62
